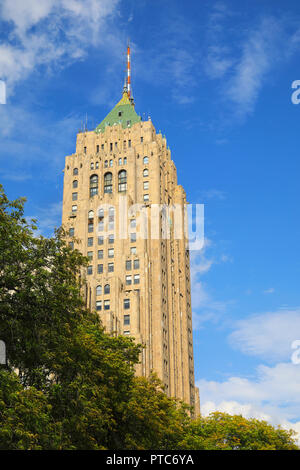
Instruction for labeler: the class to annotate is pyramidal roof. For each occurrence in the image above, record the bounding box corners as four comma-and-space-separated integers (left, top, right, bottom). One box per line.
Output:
95, 88, 141, 134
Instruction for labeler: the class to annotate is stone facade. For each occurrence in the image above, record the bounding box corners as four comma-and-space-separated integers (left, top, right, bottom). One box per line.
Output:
62, 90, 200, 414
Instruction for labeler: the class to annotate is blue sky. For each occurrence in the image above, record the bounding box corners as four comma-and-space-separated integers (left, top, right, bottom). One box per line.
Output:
1, 0, 300, 440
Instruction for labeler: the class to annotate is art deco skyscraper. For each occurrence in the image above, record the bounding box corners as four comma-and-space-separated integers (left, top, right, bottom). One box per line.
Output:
62, 47, 199, 413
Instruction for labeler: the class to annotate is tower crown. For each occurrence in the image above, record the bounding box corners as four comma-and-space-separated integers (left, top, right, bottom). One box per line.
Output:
95, 43, 140, 134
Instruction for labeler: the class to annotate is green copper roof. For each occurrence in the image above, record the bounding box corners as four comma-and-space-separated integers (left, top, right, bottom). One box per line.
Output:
95, 90, 141, 134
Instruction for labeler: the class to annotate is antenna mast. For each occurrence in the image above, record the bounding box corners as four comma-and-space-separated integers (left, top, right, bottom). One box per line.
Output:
127, 41, 131, 99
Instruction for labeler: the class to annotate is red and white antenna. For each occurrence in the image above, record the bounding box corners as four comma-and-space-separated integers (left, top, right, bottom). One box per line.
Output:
127, 41, 131, 99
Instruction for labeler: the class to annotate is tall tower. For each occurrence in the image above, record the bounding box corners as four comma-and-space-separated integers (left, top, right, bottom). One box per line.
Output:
62, 48, 199, 413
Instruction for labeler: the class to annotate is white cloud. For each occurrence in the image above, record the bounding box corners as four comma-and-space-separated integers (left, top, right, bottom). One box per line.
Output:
229, 308, 300, 362
0, 0, 121, 94
264, 287, 275, 294
198, 361, 300, 444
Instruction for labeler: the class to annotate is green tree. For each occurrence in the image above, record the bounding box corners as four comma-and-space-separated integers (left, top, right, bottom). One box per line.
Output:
176, 412, 299, 450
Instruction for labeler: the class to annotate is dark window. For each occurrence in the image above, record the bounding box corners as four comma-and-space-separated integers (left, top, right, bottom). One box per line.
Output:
96, 300, 102, 311
69, 228, 75, 236
96, 285, 102, 296
130, 233, 136, 243
124, 314, 130, 325
108, 263, 114, 272
88, 237, 93, 246
98, 250, 103, 259
134, 259, 140, 269
108, 234, 114, 244
69, 241, 74, 249
96, 145, 99, 153
98, 236, 104, 245
124, 299, 130, 309
73, 168, 78, 175
98, 264, 103, 274
126, 260, 132, 270
104, 284, 110, 294
118, 170, 127, 192
73, 180, 78, 188
110, 143, 113, 151
104, 172, 113, 193
87, 266, 93, 275
84, 146, 87, 154
72, 192, 78, 201
90, 174, 98, 197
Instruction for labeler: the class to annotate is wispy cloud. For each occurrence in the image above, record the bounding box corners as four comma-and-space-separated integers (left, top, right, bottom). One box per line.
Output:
229, 308, 300, 362
264, 287, 275, 294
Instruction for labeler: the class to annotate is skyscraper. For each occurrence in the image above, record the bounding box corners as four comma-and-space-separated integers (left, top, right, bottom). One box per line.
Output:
62, 46, 199, 414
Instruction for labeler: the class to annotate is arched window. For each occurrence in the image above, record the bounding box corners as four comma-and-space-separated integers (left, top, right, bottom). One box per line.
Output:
109, 207, 115, 219
123, 157, 127, 165
104, 160, 108, 168
104, 172, 113, 193
73, 168, 78, 175
109, 159, 113, 167
118, 170, 127, 192
90, 174, 98, 197
143, 156, 149, 164
98, 208, 104, 218
88, 210, 94, 219
73, 180, 78, 188
88, 210, 94, 232
118, 158, 122, 165
96, 285, 102, 296
143, 169, 148, 177
104, 284, 110, 294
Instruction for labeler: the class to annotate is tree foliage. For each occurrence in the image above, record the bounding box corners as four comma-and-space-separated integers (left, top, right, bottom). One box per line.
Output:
0, 185, 298, 450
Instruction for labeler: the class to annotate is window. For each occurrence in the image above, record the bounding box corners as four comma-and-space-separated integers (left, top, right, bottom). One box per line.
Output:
87, 251, 93, 260
69, 241, 74, 249
109, 207, 115, 221
96, 300, 102, 311
118, 111, 122, 117
143, 181, 149, 190
72, 204, 77, 213
130, 233, 136, 243
96, 161, 99, 169
108, 234, 114, 244
88, 237, 93, 247
104, 300, 110, 310
118, 170, 127, 192
96, 285, 102, 296
110, 143, 113, 152
96, 145, 99, 153
123, 157, 127, 165
127, 120, 131, 126
126, 275, 132, 285
88, 222, 94, 233
109, 159, 113, 167
69, 228, 75, 236
98, 236, 104, 245
104, 172, 113, 193
88, 210, 94, 219
130, 247, 136, 255
134, 274, 140, 284
124, 299, 130, 309
123, 140, 126, 149
90, 174, 98, 197
130, 219, 136, 228
108, 248, 114, 258
104, 284, 110, 294
104, 160, 108, 168
126, 260, 132, 270
73, 168, 78, 175
87, 266, 93, 275
72, 192, 78, 201
98, 250, 103, 259
73, 180, 78, 188
98, 208, 104, 219
118, 158, 122, 165
143, 169, 148, 177
141, 137, 143, 143
128, 139, 131, 148
97, 264, 103, 274
143, 156, 149, 164
123, 330, 130, 335
108, 263, 114, 272
134, 259, 140, 269
101, 144, 104, 150
124, 314, 130, 325
143, 194, 149, 202
90, 162, 94, 170
84, 146, 87, 154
